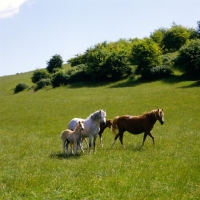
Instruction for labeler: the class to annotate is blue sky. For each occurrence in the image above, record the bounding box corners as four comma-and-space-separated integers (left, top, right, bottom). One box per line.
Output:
0, 0, 199, 76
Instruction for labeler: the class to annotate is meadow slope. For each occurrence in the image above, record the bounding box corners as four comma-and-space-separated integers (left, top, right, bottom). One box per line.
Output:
0, 73, 200, 199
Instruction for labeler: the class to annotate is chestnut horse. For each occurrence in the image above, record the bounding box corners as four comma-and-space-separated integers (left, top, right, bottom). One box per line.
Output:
111, 109, 164, 148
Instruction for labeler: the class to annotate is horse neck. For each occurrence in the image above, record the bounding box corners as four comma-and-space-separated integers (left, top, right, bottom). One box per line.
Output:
87, 115, 100, 124
74, 123, 81, 133
148, 112, 157, 124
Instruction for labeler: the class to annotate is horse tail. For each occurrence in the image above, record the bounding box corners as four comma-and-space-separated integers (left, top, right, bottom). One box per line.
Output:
60, 130, 67, 141
111, 116, 119, 135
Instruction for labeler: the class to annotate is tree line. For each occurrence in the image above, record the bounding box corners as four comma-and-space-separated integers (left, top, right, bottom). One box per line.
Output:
14, 22, 200, 92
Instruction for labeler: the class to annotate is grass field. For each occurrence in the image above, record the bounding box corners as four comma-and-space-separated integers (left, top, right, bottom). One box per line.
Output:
0, 72, 200, 199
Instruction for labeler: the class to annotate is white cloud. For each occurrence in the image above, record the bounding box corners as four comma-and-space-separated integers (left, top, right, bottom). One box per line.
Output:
0, 0, 28, 19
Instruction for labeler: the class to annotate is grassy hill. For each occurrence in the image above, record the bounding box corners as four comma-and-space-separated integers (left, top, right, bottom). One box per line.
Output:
0, 71, 200, 199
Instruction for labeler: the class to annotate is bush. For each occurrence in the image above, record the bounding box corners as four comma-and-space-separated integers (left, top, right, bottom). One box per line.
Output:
35, 78, 51, 90
51, 70, 69, 87
142, 65, 172, 80
175, 39, 200, 76
130, 38, 162, 78
14, 83, 29, 93
65, 65, 90, 82
31, 69, 50, 83
162, 25, 190, 52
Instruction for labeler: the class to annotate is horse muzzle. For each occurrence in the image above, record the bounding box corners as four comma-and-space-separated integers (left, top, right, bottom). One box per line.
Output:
160, 121, 164, 125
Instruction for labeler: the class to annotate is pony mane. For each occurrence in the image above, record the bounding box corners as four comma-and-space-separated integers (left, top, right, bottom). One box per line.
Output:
88, 110, 106, 121
74, 121, 82, 132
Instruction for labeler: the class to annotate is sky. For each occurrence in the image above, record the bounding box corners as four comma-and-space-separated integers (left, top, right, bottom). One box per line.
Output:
0, 0, 199, 76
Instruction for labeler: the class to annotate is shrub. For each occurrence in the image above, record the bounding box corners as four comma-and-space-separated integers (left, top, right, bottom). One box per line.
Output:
51, 70, 69, 87
14, 83, 29, 93
69, 70, 90, 82
31, 69, 50, 83
35, 78, 51, 90
162, 25, 190, 52
175, 39, 200, 76
130, 38, 162, 78
142, 65, 172, 80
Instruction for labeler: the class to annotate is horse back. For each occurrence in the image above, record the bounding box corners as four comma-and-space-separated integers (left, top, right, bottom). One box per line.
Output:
68, 118, 84, 130
117, 114, 154, 134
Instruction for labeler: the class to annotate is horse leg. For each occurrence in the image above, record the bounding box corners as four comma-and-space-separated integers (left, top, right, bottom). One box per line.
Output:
66, 141, 69, 156
62, 141, 66, 156
93, 135, 98, 153
79, 141, 84, 154
148, 132, 155, 145
84, 138, 89, 149
142, 133, 148, 146
119, 132, 125, 149
88, 135, 92, 153
99, 133, 103, 147
70, 142, 74, 154
74, 142, 78, 156
111, 132, 120, 148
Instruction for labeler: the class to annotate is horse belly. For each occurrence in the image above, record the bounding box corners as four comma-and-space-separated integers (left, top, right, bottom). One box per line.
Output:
126, 119, 145, 134
126, 126, 144, 134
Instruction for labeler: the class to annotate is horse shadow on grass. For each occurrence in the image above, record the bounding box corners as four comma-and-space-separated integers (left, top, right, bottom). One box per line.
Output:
49, 152, 82, 160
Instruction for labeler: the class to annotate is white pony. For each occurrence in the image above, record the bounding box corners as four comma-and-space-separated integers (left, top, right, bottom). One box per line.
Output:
60, 121, 84, 156
68, 110, 106, 153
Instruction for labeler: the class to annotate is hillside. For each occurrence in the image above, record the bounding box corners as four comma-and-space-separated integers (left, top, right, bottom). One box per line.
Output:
0, 72, 200, 199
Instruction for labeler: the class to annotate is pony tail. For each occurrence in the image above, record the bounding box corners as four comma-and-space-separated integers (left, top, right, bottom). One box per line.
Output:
60, 131, 65, 140
111, 117, 119, 135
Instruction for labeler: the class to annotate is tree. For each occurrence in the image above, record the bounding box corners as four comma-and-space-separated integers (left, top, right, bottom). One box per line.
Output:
46, 54, 63, 73
175, 39, 200, 76
150, 28, 167, 48
69, 41, 132, 81
162, 25, 190, 52
197, 21, 200, 33
130, 38, 162, 77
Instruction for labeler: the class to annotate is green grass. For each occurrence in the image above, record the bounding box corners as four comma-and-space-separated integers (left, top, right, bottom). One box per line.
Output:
0, 73, 200, 199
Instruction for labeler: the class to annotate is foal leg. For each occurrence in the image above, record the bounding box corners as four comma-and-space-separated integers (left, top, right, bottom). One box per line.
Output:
74, 142, 78, 156
62, 141, 66, 156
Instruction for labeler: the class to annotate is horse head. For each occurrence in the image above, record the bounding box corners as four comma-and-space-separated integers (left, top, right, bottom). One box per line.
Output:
155, 109, 164, 125
79, 121, 85, 130
99, 110, 106, 125
106, 120, 112, 128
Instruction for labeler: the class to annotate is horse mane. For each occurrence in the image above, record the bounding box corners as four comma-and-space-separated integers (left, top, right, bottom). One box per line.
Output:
74, 121, 81, 132
89, 110, 105, 121
147, 109, 159, 124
